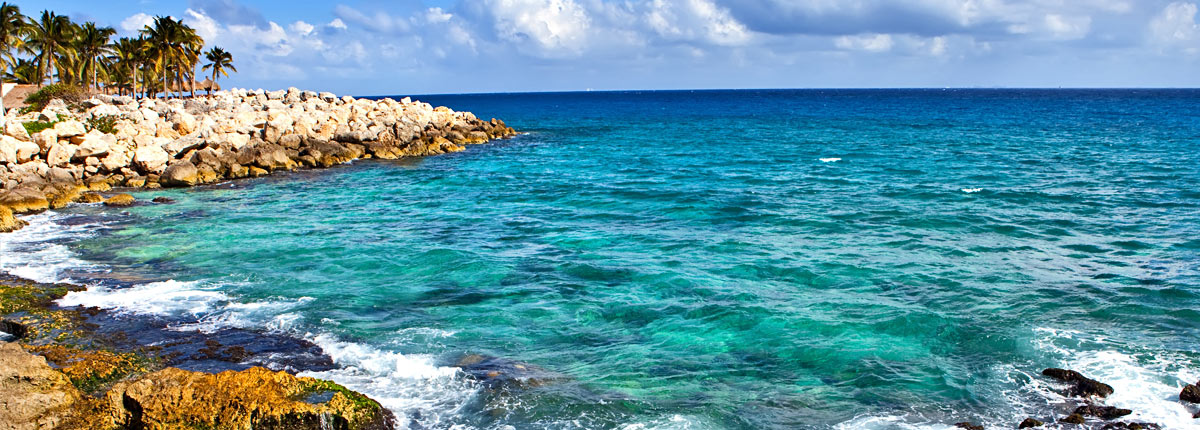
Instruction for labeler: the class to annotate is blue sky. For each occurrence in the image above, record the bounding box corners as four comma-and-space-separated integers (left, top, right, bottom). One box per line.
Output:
21, 0, 1200, 95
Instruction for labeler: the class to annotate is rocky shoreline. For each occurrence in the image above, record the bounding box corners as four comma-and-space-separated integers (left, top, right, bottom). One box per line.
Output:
0, 88, 516, 429
0, 87, 515, 221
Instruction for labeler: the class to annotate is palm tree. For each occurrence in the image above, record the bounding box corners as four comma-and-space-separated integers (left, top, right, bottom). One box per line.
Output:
201, 47, 234, 97
4, 58, 38, 84
75, 21, 115, 91
110, 37, 143, 97
0, 2, 26, 119
24, 10, 75, 86
141, 16, 203, 98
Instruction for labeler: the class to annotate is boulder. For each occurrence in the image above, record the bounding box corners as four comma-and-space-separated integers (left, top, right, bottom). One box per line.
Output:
170, 111, 198, 135
161, 136, 205, 157
1043, 368, 1114, 398
1019, 418, 1044, 428
1074, 404, 1132, 420
103, 193, 136, 207
103, 367, 395, 430
953, 423, 983, 430
0, 343, 90, 430
161, 161, 200, 187
1061, 414, 1086, 424
32, 128, 58, 151
78, 192, 104, 203
4, 120, 30, 141
13, 139, 40, 163
1181, 382, 1200, 403
52, 120, 86, 138
0, 205, 27, 232
0, 135, 17, 164
133, 145, 170, 174
0, 186, 49, 213
46, 143, 78, 167
75, 132, 115, 159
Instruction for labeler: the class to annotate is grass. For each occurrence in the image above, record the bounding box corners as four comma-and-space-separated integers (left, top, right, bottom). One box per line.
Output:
22, 114, 64, 135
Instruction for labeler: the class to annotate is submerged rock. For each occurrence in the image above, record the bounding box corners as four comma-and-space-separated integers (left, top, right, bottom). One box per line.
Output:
953, 422, 983, 430
151, 196, 175, 204
103, 193, 136, 207
1061, 413, 1086, 424
105, 366, 395, 430
1019, 418, 1045, 428
1043, 368, 1115, 398
1074, 404, 1133, 419
453, 354, 565, 389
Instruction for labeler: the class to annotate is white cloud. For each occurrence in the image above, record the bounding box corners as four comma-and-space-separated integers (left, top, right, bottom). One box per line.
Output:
487, 0, 592, 57
835, 33, 894, 53
646, 0, 750, 46
119, 12, 154, 35
1151, 2, 1200, 53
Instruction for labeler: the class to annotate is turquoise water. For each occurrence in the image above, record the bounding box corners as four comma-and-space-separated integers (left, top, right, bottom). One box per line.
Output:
5, 90, 1200, 429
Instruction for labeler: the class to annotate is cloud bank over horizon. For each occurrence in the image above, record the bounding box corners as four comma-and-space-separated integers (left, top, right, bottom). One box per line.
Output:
29, 0, 1200, 94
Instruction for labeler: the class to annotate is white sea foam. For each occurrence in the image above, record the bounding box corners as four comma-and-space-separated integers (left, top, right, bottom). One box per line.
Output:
299, 333, 475, 428
58, 280, 230, 316
620, 414, 712, 430
834, 415, 956, 430
0, 212, 97, 283
821, 158, 842, 163
961, 188, 983, 193
1033, 327, 1199, 429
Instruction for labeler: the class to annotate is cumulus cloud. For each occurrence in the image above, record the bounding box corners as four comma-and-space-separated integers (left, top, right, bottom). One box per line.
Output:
835, 34, 895, 53
119, 13, 154, 34
188, 0, 268, 28
1151, 2, 1200, 53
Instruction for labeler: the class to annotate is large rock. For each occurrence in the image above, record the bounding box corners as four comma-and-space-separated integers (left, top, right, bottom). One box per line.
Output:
161, 136, 205, 157
0, 135, 17, 164
46, 143, 78, 167
160, 161, 200, 187
133, 145, 170, 174
13, 138, 39, 163
31, 128, 58, 151
103, 193, 136, 207
0, 342, 89, 430
3, 120, 30, 141
104, 367, 395, 430
74, 132, 115, 159
1182, 381, 1200, 403
1043, 368, 1114, 398
52, 120, 86, 138
0, 205, 27, 232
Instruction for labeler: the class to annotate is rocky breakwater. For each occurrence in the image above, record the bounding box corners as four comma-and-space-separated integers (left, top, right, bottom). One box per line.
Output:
0, 87, 515, 222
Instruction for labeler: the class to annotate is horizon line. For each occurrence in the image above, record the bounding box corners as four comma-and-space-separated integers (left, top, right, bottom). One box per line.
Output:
366, 87, 1200, 98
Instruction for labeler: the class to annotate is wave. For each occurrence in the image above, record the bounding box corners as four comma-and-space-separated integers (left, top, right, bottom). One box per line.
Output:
0, 212, 97, 283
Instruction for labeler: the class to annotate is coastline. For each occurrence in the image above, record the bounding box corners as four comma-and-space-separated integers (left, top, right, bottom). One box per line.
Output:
0, 88, 517, 429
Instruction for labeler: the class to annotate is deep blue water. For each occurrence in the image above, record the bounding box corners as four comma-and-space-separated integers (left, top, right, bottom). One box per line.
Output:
4, 89, 1200, 429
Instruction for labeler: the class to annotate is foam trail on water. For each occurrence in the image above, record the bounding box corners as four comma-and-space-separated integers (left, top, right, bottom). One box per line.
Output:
0, 212, 96, 283
834, 415, 956, 430
1033, 328, 1199, 428
58, 280, 230, 316
820, 157, 842, 163
620, 414, 713, 430
299, 333, 476, 429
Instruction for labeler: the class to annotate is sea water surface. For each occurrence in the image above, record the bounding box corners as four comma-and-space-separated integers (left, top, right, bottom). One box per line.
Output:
3, 89, 1200, 429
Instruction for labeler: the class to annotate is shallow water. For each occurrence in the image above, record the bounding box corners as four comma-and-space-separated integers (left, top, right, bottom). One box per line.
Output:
3, 89, 1200, 429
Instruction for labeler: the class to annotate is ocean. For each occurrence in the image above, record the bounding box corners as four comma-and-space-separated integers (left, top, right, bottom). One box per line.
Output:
2, 89, 1199, 429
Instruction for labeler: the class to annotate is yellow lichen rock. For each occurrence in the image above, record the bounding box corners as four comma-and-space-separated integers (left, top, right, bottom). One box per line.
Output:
0, 343, 96, 430
104, 366, 394, 430
103, 193, 136, 207
1, 205, 27, 232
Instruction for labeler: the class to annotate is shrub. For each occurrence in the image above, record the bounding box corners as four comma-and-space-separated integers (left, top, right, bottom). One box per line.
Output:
23, 83, 88, 112
85, 114, 124, 134
22, 115, 64, 135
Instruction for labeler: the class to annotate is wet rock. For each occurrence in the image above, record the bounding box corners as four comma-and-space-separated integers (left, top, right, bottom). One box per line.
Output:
0, 206, 27, 232
161, 161, 200, 187
1181, 381, 1200, 403
1061, 413, 1086, 424
78, 192, 104, 203
1074, 404, 1133, 420
1099, 423, 1161, 430
105, 366, 395, 430
103, 193, 136, 207
0, 186, 50, 213
954, 422, 983, 430
151, 196, 175, 204
1043, 368, 1114, 398
1019, 418, 1045, 428
453, 354, 564, 389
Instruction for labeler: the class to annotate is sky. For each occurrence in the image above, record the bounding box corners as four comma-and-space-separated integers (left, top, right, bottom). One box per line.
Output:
21, 0, 1200, 95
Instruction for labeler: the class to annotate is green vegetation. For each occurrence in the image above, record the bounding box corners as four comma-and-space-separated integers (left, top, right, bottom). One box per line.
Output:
299, 379, 380, 412
21, 113, 63, 135
85, 113, 123, 134
0, 1, 237, 102
23, 82, 86, 110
